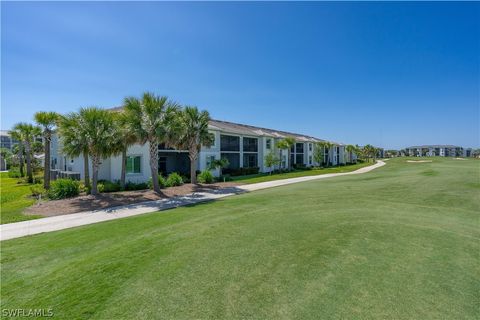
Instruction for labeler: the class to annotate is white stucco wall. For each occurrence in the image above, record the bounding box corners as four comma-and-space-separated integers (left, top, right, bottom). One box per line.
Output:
109, 142, 152, 183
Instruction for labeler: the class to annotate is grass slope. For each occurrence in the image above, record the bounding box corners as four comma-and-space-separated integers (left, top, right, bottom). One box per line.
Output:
1, 158, 479, 319
0, 172, 41, 224
232, 162, 371, 184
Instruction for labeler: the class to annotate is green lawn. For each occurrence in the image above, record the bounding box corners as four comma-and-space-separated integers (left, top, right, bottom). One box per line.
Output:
0, 172, 42, 224
1, 158, 479, 319
232, 161, 371, 184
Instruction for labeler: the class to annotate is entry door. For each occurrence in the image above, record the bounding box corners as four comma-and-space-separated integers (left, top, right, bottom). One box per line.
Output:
158, 157, 167, 174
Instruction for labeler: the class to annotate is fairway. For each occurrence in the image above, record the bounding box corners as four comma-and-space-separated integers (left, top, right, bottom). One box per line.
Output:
1, 158, 479, 319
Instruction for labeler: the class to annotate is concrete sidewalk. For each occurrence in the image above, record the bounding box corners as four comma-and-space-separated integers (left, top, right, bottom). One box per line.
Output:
1, 161, 385, 241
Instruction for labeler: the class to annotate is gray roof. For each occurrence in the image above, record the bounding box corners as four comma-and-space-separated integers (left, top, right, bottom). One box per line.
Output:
208, 119, 330, 143
109, 106, 340, 144
406, 145, 462, 149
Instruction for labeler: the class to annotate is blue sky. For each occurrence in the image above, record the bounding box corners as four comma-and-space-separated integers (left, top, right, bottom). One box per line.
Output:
2, 2, 479, 149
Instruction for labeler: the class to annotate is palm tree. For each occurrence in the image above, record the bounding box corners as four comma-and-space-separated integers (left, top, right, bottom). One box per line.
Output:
123, 92, 180, 194
112, 112, 138, 190
345, 144, 357, 164
79, 107, 116, 195
11, 123, 41, 183
312, 142, 324, 167
363, 144, 376, 162
318, 141, 334, 167
34, 111, 59, 189
276, 137, 295, 170
170, 106, 214, 184
58, 113, 91, 189
9, 130, 25, 177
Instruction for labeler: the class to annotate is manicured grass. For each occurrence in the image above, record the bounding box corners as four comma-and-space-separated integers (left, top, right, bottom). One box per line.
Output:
0, 172, 42, 224
1, 158, 479, 319
232, 161, 371, 184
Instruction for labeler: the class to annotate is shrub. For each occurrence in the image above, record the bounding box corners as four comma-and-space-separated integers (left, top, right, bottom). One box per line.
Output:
97, 180, 121, 193
166, 172, 183, 187
148, 175, 167, 189
30, 185, 46, 198
197, 170, 214, 184
48, 179, 80, 200
124, 181, 149, 191
8, 169, 22, 178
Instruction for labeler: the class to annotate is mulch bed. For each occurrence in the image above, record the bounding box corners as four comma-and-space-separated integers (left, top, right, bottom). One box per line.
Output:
24, 182, 241, 217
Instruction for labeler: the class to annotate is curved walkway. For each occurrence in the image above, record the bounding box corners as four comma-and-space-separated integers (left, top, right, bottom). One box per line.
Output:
1, 161, 386, 241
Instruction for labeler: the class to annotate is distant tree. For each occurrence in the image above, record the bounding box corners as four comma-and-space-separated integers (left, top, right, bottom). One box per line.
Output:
111, 112, 138, 190
318, 141, 334, 167
313, 142, 325, 166
10, 131, 25, 176
80, 107, 117, 195
58, 113, 91, 189
11, 123, 41, 183
264, 151, 281, 174
170, 106, 213, 184
276, 137, 295, 170
34, 111, 60, 189
363, 145, 377, 162
0, 147, 12, 169
208, 158, 230, 177
345, 144, 357, 164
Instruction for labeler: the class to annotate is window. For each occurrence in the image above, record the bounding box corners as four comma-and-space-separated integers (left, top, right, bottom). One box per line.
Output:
220, 135, 240, 152
206, 155, 215, 169
295, 143, 304, 154
243, 137, 258, 152
296, 154, 304, 164
309, 155, 312, 165
126, 156, 141, 174
309, 143, 312, 152
266, 139, 272, 150
243, 153, 258, 168
221, 153, 240, 169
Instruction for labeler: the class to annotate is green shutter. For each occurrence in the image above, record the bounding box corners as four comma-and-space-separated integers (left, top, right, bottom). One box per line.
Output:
134, 156, 141, 173
126, 157, 133, 173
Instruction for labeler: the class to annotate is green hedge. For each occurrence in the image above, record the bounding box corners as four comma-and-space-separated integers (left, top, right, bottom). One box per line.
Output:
48, 179, 80, 200
197, 170, 214, 184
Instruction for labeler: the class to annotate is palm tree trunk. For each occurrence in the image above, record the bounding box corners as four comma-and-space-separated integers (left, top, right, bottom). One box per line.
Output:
149, 140, 161, 194
91, 155, 100, 196
18, 147, 24, 177
189, 149, 198, 184
44, 134, 51, 189
83, 152, 90, 189
25, 141, 33, 183
120, 148, 127, 190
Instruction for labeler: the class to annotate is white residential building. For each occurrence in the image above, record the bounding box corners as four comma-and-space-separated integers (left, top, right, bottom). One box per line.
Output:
50, 119, 349, 183
405, 145, 472, 157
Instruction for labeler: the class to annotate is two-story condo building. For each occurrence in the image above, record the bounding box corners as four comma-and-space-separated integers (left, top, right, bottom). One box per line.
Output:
405, 145, 472, 157
50, 119, 350, 183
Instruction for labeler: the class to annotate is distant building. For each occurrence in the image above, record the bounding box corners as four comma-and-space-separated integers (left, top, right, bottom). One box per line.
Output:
0, 130, 19, 150
405, 145, 472, 157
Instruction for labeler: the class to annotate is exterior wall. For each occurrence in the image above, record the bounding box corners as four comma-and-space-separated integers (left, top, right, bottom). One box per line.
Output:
110, 143, 151, 183
51, 128, 355, 183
